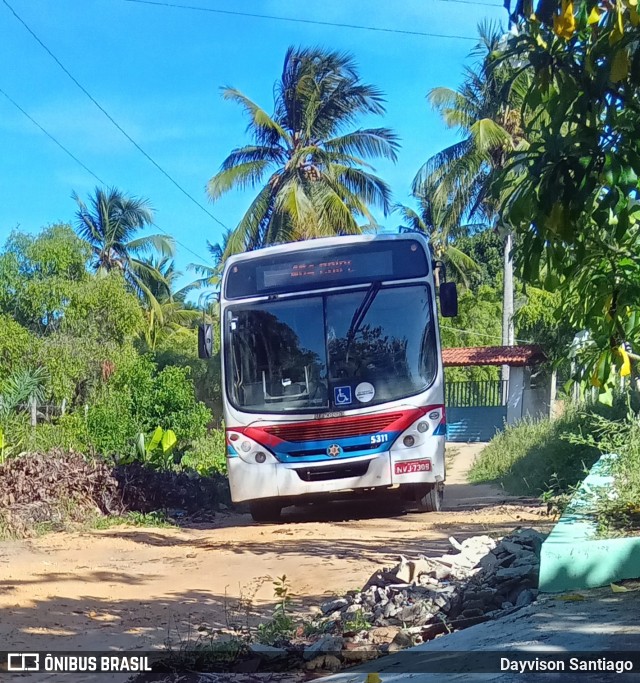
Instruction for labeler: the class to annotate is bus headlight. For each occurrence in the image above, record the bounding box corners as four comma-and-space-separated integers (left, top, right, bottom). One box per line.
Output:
392, 405, 445, 450
227, 431, 277, 464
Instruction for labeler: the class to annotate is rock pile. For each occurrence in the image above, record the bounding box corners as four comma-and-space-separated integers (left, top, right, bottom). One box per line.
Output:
318, 527, 544, 644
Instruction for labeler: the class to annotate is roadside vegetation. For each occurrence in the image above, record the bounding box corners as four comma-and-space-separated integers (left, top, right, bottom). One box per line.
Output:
471, 395, 640, 538
468, 398, 629, 496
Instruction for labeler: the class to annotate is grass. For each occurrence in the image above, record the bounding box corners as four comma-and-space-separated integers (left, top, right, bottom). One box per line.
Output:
572, 413, 640, 537
86, 510, 175, 530
0, 506, 175, 540
342, 608, 371, 633
468, 397, 630, 497
469, 393, 640, 536
468, 408, 599, 496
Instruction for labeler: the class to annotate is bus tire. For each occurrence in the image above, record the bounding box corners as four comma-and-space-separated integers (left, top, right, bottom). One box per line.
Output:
415, 484, 443, 513
249, 501, 283, 523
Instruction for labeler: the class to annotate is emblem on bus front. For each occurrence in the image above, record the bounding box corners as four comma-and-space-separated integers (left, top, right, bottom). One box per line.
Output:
327, 444, 343, 457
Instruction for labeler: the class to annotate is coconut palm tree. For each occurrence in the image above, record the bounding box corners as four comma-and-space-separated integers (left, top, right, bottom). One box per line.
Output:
207, 46, 400, 258
136, 257, 200, 351
73, 186, 175, 311
413, 23, 525, 361
396, 197, 480, 289
188, 238, 227, 290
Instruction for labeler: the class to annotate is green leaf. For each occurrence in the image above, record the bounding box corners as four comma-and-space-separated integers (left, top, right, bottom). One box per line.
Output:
135, 432, 146, 460
161, 429, 177, 454
598, 386, 614, 407
147, 426, 164, 454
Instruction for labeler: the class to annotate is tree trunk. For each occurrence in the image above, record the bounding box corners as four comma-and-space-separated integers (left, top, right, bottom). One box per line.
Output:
501, 230, 515, 384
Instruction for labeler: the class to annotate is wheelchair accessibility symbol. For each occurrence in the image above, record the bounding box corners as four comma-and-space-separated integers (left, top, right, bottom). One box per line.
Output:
334, 386, 352, 405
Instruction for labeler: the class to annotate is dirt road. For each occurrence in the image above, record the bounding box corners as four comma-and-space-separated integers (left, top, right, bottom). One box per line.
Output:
0, 444, 546, 658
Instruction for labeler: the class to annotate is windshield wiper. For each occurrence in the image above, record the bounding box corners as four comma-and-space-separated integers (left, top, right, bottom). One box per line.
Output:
344, 281, 381, 359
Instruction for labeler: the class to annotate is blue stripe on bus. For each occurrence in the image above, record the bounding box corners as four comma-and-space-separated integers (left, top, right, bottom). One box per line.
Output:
433, 422, 446, 436
272, 431, 402, 463
227, 445, 239, 458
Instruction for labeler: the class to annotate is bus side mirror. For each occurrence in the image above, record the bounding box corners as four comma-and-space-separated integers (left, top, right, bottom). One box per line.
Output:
198, 324, 213, 359
439, 282, 458, 318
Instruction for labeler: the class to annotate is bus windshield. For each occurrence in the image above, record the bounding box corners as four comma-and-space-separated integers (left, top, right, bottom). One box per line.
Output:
225, 284, 437, 413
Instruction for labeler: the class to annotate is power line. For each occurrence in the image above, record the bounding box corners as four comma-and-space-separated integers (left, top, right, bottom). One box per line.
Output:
1, 0, 228, 232
0, 86, 106, 186
441, 325, 533, 344
123, 0, 482, 40
0, 85, 216, 267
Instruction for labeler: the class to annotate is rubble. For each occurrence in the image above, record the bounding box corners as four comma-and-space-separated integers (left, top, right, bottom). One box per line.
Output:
311, 527, 545, 658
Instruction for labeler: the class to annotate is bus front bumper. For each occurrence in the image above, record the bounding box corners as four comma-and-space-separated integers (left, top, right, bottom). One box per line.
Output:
227, 436, 446, 503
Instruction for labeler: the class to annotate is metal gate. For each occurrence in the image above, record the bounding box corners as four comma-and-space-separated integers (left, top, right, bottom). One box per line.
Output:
445, 380, 508, 442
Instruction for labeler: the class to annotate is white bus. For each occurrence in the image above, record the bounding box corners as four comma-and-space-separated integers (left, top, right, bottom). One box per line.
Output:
199, 233, 458, 522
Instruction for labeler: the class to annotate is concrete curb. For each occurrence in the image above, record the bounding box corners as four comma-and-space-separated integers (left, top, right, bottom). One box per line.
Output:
539, 454, 640, 593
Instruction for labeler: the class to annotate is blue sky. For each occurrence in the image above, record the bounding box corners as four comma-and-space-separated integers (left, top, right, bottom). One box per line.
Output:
0, 0, 506, 292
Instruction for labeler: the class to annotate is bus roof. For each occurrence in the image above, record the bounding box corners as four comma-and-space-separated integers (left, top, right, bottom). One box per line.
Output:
223, 231, 429, 268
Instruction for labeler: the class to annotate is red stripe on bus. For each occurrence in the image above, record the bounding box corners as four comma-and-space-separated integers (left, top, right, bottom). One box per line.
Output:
230, 406, 443, 445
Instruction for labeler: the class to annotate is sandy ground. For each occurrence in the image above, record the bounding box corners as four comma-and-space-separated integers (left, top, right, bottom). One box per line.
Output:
0, 444, 548, 673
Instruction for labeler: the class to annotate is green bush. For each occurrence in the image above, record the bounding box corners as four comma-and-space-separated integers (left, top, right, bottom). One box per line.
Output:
469, 397, 631, 496
86, 356, 212, 460
29, 414, 90, 454
146, 365, 211, 443
87, 391, 139, 458
180, 431, 227, 477
0, 316, 39, 381
110, 357, 211, 446
565, 412, 640, 536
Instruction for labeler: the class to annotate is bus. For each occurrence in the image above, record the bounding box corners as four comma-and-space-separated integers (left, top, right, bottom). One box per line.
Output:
199, 233, 458, 522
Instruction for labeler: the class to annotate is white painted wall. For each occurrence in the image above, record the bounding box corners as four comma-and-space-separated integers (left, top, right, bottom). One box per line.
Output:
522, 367, 554, 420
506, 366, 524, 425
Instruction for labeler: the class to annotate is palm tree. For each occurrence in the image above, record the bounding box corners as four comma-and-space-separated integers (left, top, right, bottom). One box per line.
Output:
0, 366, 48, 427
396, 197, 480, 288
73, 186, 175, 311
136, 257, 200, 351
188, 238, 227, 290
207, 46, 400, 258
413, 23, 525, 367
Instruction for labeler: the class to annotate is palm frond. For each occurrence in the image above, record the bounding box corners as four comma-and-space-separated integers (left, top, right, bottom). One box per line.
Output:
223, 181, 277, 258
470, 118, 513, 153
220, 145, 287, 169
274, 177, 317, 240
324, 128, 400, 162
330, 166, 393, 215
394, 204, 429, 233
126, 234, 175, 258
222, 87, 291, 147
412, 139, 473, 194
207, 159, 273, 200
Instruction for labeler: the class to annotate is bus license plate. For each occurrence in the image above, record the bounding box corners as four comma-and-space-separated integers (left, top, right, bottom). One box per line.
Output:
395, 460, 431, 474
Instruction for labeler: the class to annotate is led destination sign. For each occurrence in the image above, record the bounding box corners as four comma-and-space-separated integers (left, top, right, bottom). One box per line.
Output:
225, 240, 428, 299
259, 252, 392, 290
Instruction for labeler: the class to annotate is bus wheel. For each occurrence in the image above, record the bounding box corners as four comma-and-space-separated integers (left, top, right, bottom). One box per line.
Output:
415, 484, 443, 513
249, 501, 283, 523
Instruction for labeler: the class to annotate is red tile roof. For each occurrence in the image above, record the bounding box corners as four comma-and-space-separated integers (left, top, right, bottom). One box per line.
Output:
442, 345, 546, 368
